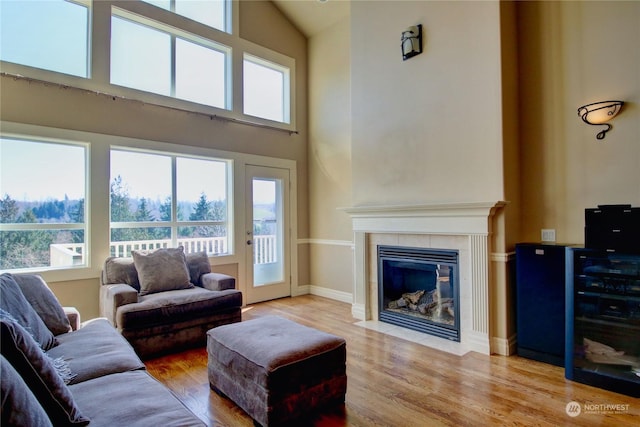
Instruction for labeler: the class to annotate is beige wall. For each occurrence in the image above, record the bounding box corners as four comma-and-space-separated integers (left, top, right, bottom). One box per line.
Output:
0, 1, 308, 319
307, 16, 354, 296
351, 1, 504, 206
309, 17, 352, 241
348, 0, 513, 352
518, 1, 640, 245
305, 0, 511, 303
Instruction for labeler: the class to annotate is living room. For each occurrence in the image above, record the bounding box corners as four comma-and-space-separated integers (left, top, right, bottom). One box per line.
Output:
1, 0, 639, 425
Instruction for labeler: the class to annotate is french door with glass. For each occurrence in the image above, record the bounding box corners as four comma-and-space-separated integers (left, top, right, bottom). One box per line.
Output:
244, 165, 290, 304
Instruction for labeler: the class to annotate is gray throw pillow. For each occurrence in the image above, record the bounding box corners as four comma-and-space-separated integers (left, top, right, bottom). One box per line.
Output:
185, 251, 212, 285
0, 273, 57, 350
0, 316, 89, 426
1, 355, 54, 427
103, 257, 141, 291
12, 274, 71, 336
132, 247, 193, 296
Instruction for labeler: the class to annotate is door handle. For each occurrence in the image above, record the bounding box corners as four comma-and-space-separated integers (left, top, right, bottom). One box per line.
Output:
247, 240, 252, 245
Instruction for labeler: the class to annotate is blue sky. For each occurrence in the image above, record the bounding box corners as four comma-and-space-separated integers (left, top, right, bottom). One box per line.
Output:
0, 0, 89, 77
0, 138, 230, 203
0, 138, 86, 201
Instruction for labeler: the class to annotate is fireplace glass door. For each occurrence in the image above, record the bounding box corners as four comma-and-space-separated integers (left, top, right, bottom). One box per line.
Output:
378, 246, 460, 341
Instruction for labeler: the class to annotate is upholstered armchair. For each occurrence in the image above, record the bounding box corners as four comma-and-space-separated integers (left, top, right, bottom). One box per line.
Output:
99, 247, 242, 359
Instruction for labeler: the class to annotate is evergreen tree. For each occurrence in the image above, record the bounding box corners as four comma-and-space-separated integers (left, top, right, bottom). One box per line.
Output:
135, 198, 154, 222
18, 209, 37, 223
0, 194, 19, 223
190, 193, 211, 220
210, 200, 227, 237
70, 199, 85, 223
110, 175, 133, 222
134, 198, 162, 241
210, 200, 226, 221
110, 175, 134, 244
189, 193, 214, 238
159, 197, 172, 221
67, 199, 85, 244
33, 200, 65, 220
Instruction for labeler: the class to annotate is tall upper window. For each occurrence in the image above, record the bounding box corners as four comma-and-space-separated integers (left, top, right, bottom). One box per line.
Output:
1, 0, 295, 131
110, 9, 230, 109
142, 0, 228, 32
243, 54, 290, 124
109, 149, 230, 257
0, 137, 87, 271
0, 0, 90, 78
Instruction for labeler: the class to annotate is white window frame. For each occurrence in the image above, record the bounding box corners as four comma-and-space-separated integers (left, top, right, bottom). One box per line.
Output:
0, 0, 296, 133
110, 7, 233, 110
0, 134, 90, 273
0, 121, 300, 295
141, 0, 232, 34
0, 0, 93, 78
108, 147, 234, 258
243, 53, 291, 125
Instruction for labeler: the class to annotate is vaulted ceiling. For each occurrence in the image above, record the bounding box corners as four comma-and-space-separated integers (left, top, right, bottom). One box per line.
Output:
271, 0, 350, 38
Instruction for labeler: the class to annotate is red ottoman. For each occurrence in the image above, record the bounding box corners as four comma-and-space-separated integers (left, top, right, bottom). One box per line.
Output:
207, 315, 347, 426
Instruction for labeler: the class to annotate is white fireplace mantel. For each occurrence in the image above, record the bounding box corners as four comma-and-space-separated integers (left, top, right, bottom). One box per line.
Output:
342, 201, 505, 235
342, 201, 507, 356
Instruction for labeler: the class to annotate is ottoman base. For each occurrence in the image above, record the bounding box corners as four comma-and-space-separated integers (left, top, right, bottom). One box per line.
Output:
207, 315, 347, 426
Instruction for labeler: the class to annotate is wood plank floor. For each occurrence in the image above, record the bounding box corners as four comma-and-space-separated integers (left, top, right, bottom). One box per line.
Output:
145, 295, 639, 426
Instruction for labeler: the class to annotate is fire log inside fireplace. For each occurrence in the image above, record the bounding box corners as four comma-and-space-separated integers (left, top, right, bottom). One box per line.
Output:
387, 289, 455, 325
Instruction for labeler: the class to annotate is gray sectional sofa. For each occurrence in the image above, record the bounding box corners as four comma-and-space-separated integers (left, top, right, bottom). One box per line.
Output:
1, 273, 206, 426
100, 247, 242, 358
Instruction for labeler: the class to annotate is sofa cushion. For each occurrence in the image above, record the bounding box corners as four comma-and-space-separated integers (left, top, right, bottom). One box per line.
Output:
0, 273, 57, 350
201, 272, 236, 291
46, 318, 145, 384
0, 316, 89, 426
1, 355, 54, 427
116, 288, 242, 330
69, 370, 206, 427
12, 274, 71, 336
185, 251, 211, 285
132, 247, 193, 295
103, 257, 141, 291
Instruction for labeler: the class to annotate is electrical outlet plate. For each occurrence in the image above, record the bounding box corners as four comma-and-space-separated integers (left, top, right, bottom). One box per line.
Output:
541, 229, 556, 242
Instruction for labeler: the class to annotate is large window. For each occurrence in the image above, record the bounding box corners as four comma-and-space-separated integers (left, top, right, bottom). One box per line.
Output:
110, 9, 230, 109
1, 0, 296, 131
0, 137, 87, 271
109, 149, 230, 257
243, 54, 290, 124
0, 0, 90, 78
142, 0, 228, 32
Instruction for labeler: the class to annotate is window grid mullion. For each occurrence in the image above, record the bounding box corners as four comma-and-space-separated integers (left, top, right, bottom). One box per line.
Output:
171, 35, 177, 98
171, 155, 178, 247
170, 0, 177, 99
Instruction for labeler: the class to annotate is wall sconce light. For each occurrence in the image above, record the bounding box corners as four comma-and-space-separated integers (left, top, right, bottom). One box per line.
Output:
401, 24, 422, 61
577, 100, 624, 140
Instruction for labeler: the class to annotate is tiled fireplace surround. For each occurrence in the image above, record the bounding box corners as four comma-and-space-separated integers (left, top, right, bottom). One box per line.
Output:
344, 202, 505, 356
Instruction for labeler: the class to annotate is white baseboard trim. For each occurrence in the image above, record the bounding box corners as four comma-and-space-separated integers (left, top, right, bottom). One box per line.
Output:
308, 285, 352, 304
292, 285, 310, 297
351, 303, 366, 320
491, 334, 517, 356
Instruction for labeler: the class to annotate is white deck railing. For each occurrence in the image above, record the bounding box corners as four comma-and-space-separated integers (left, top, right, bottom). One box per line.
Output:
50, 235, 277, 267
